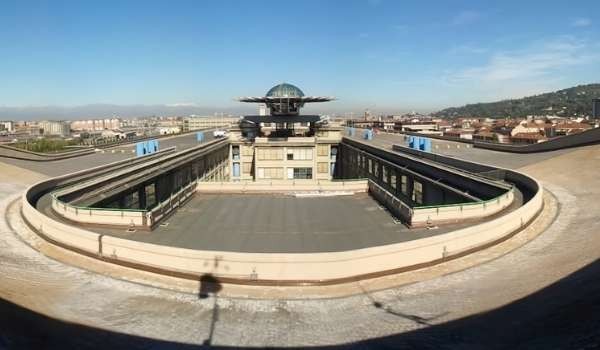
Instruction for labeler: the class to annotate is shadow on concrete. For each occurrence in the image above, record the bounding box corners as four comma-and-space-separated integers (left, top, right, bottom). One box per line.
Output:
199, 274, 223, 347
1, 259, 600, 349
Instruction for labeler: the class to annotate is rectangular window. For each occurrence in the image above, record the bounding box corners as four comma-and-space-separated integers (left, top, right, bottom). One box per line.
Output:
368, 159, 373, 174
232, 163, 240, 177
317, 162, 329, 173
330, 146, 338, 161
145, 183, 156, 208
124, 191, 139, 209
412, 181, 423, 204
293, 167, 313, 179
401, 175, 407, 194
382, 166, 388, 183
242, 162, 252, 174
232, 146, 240, 161
373, 162, 379, 178
257, 148, 283, 160
317, 144, 329, 156
390, 172, 397, 190
257, 167, 283, 179
242, 146, 253, 156
286, 148, 313, 160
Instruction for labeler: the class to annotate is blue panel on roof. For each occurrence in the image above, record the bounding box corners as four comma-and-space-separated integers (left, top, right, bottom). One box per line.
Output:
135, 142, 146, 157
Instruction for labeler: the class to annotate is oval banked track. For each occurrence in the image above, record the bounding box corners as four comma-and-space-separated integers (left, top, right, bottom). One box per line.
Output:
0, 133, 599, 349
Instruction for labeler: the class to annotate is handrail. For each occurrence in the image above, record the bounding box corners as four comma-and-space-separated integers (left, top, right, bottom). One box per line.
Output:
414, 186, 514, 210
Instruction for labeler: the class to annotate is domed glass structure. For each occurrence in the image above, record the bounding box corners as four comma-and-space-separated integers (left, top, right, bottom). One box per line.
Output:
238, 83, 333, 116
266, 83, 305, 98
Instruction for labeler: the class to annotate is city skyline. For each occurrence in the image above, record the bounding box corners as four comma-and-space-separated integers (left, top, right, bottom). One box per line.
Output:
1, 0, 599, 117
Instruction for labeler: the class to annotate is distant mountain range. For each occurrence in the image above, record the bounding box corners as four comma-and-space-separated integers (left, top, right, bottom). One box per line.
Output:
434, 84, 600, 118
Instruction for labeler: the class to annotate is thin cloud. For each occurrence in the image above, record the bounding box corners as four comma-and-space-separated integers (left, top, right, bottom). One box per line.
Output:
448, 36, 598, 83
572, 17, 591, 27
451, 10, 482, 26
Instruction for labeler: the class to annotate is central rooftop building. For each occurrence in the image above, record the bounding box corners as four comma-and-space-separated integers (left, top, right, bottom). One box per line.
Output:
230, 83, 340, 181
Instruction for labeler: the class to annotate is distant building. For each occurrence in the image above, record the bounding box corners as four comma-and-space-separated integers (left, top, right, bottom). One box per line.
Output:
70, 118, 120, 131
39, 120, 70, 136
511, 132, 547, 144
444, 128, 474, 140
510, 121, 547, 137
183, 116, 239, 132
0, 121, 14, 133
593, 99, 600, 119
158, 126, 181, 135
553, 121, 592, 136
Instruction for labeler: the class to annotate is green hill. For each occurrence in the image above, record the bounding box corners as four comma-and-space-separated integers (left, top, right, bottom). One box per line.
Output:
434, 84, 600, 118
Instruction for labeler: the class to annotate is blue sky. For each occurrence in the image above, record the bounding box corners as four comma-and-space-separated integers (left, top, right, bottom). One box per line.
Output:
0, 0, 599, 114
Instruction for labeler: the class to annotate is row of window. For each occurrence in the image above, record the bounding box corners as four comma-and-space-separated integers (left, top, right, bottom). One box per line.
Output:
257, 148, 284, 160
287, 148, 313, 160
233, 162, 334, 177
236, 146, 333, 160
260, 122, 309, 127
255, 167, 315, 180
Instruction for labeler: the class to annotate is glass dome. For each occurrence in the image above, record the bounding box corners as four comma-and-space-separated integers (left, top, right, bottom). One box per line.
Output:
266, 83, 305, 98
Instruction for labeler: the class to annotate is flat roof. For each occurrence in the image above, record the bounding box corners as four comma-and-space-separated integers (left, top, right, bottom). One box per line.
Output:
93, 193, 466, 253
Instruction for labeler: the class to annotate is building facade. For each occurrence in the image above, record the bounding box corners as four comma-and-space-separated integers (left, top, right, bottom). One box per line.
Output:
230, 83, 340, 181
0, 121, 14, 133
183, 116, 239, 132
39, 120, 70, 136
70, 118, 121, 131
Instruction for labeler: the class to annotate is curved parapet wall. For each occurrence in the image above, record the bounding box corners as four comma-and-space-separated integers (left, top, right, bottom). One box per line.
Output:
0, 144, 94, 161
474, 126, 600, 153
397, 126, 600, 153
21, 156, 544, 286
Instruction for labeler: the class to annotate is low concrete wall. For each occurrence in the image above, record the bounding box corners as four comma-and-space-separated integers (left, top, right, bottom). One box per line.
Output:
411, 189, 514, 227
368, 179, 515, 227
24, 180, 101, 255
197, 180, 369, 194
51, 197, 146, 227
474, 127, 600, 153
22, 158, 543, 284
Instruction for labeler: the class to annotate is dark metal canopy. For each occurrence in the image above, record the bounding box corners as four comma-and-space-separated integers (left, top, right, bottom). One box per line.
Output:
242, 115, 322, 124
238, 96, 333, 103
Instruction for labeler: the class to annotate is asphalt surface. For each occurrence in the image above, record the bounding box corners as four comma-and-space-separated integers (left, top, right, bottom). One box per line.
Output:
0, 132, 215, 177
363, 132, 577, 169
95, 193, 461, 253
